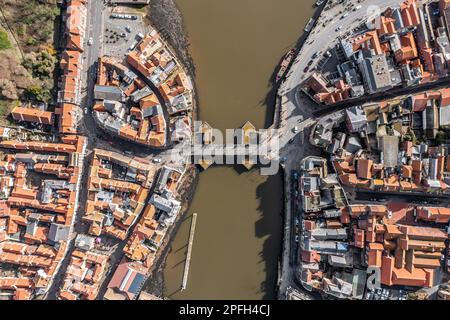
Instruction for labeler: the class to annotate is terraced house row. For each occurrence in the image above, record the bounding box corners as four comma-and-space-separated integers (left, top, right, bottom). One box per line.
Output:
57, 0, 88, 134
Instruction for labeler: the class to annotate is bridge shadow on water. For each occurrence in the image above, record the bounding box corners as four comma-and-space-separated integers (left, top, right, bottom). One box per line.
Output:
249, 8, 325, 298
204, 164, 283, 299
254, 170, 283, 300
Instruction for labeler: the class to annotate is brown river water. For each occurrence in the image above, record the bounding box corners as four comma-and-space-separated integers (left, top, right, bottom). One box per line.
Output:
163, 0, 315, 299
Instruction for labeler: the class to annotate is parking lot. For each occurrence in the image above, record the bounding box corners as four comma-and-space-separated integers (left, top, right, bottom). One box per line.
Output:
102, 6, 152, 58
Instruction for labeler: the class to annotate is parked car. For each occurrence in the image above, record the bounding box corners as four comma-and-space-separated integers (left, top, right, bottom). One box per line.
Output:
152, 158, 162, 163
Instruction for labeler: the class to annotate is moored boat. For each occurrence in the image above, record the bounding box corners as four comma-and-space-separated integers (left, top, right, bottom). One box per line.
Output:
304, 17, 315, 32
276, 48, 296, 83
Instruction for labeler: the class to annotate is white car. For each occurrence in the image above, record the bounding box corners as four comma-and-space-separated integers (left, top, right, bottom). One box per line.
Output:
88, 37, 93, 46
152, 158, 162, 163
336, 26, 343, 32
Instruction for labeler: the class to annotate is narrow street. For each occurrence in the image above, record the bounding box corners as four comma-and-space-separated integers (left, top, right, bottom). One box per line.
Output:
46, 0, 106, 299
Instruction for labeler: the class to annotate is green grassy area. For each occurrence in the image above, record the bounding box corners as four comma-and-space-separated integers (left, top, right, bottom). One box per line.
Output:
0, 27, 12, 50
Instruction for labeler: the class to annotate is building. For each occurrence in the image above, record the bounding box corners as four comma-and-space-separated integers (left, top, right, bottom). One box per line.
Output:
104, 258, 147, 300
358, 50, 393, 94
11, 107, 54, 125
345, 106, 367, 133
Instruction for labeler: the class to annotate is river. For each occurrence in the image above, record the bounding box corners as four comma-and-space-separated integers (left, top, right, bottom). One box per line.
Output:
163, 0, 315, 300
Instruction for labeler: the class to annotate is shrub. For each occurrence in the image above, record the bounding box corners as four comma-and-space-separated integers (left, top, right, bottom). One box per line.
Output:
23, 50, 56, 80
24, 85, 50, 102
0, 28, 12, 50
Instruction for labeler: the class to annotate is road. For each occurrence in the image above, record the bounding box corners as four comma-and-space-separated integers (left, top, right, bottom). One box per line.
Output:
355, 190, 450, 204
79, 0, 104, 144
46, 0, 105, 300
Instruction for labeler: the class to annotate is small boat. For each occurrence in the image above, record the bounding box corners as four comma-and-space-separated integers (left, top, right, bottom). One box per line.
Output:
304, 18, 315, 32
276, 49, 296, 83
315, 0, 325, 7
